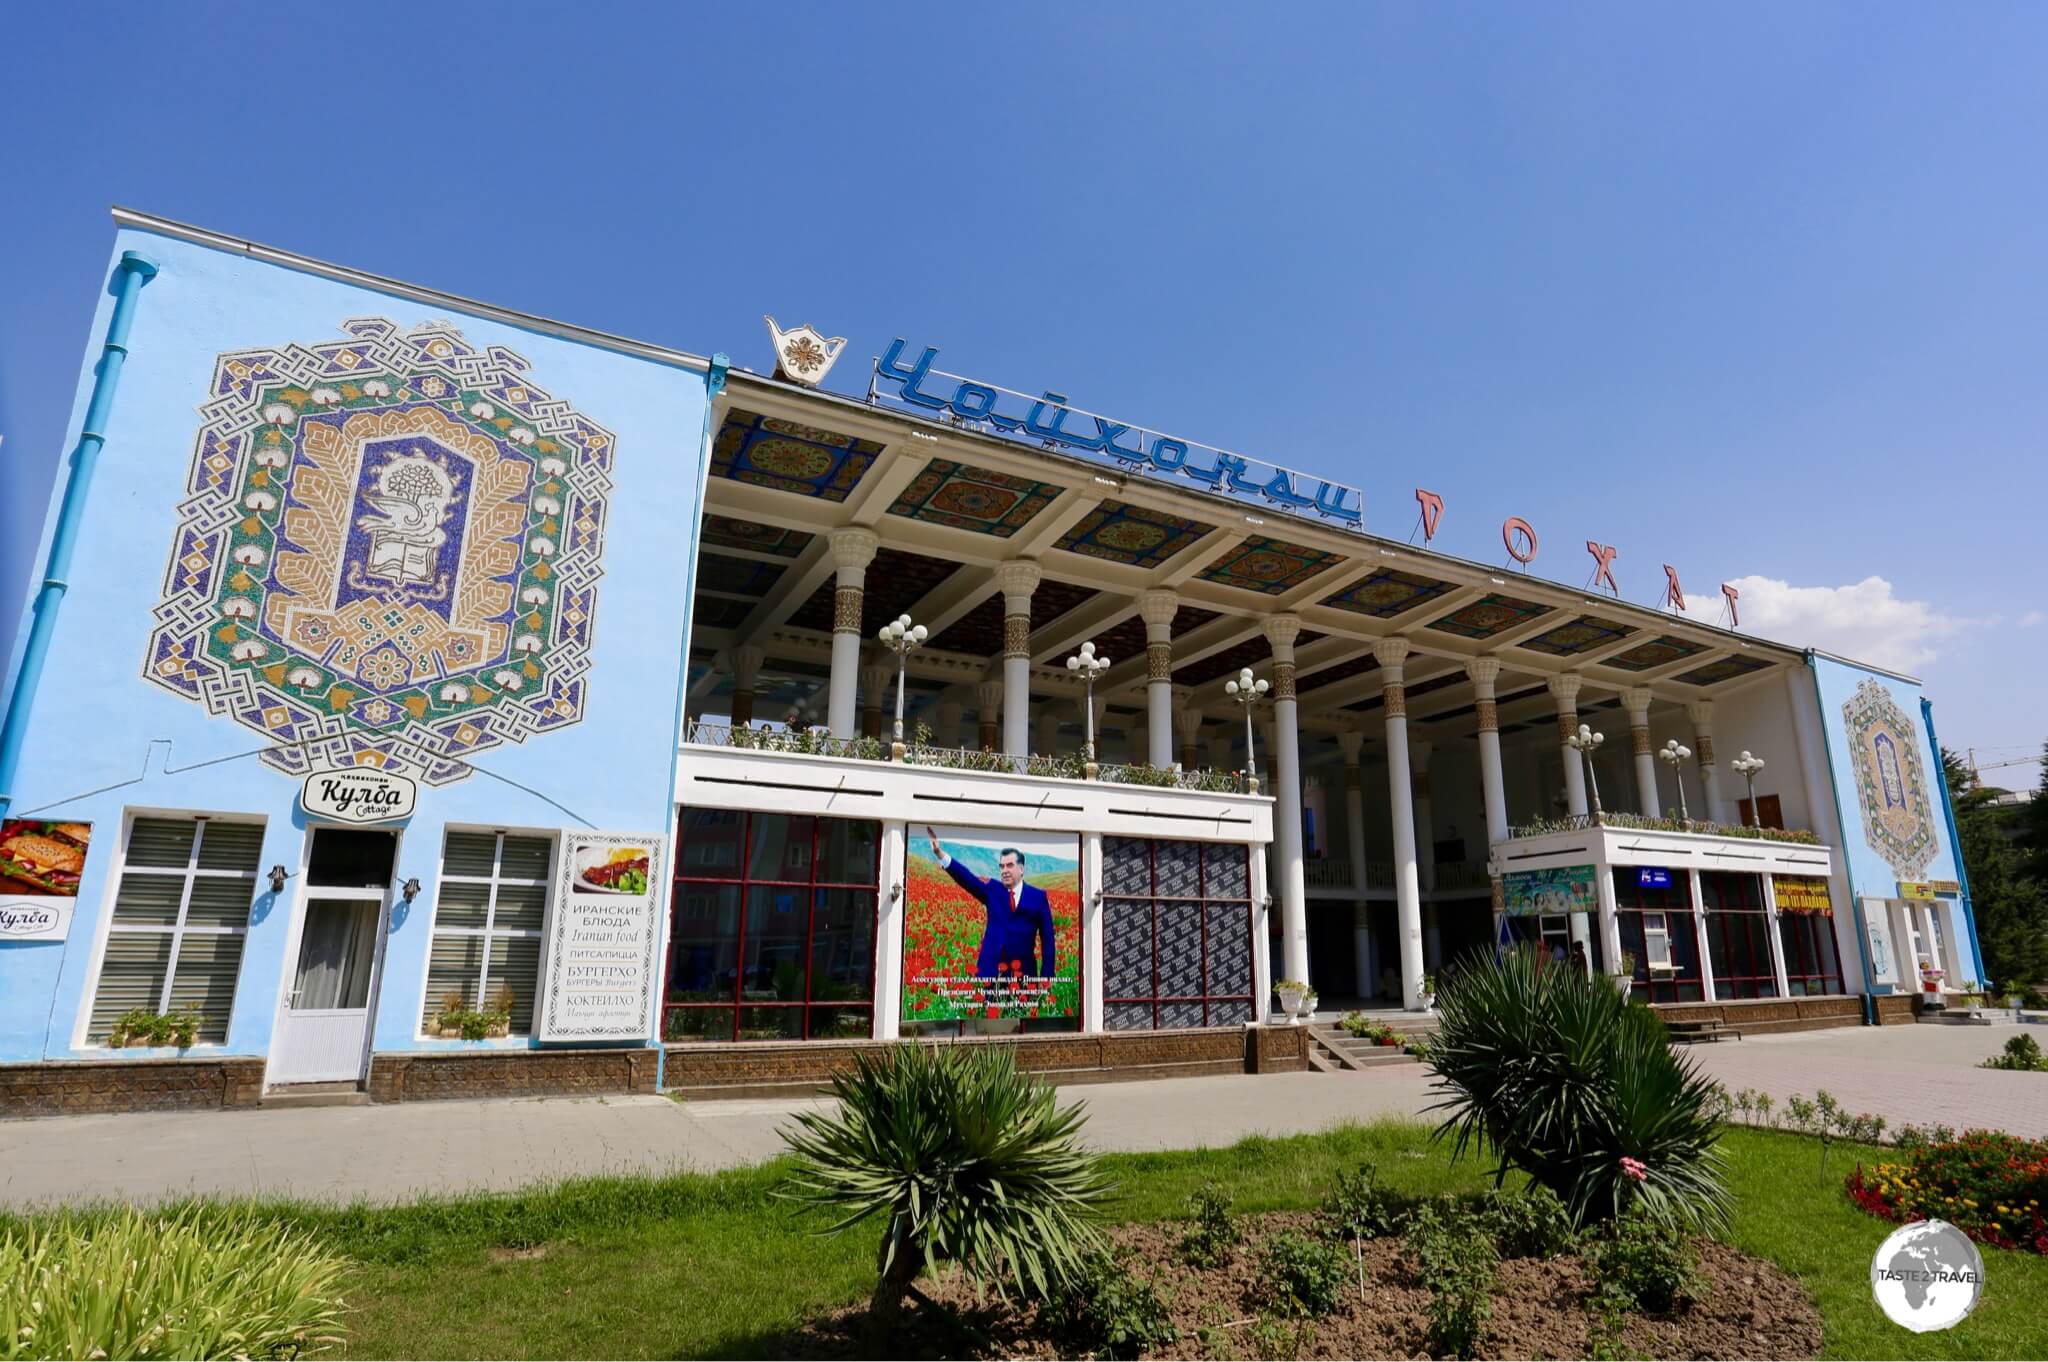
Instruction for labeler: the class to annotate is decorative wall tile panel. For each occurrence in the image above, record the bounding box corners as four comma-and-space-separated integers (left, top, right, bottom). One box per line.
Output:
886, 458, 1063, 537
1424, 593, 1554, 640
1322, 568, 1455, 619
710, 409, 881, 502
1196, 536, 1346, 596
1053, 500, 1214, 568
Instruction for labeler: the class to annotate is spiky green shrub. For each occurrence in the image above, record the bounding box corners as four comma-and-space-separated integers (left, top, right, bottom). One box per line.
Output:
779, 1043, 1112, 1325
1425, 946, 1731, 1232
0, 1207, 348, 1360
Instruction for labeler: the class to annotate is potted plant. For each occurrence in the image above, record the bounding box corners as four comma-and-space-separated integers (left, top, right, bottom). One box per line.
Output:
1420, 972, 1440, 1011
1613, 951, 1637, 999
1299, 985, 1320, 1019
484, 984, 516, 1038
435, 990, 467, 1039
1275, 979, 1308, 1022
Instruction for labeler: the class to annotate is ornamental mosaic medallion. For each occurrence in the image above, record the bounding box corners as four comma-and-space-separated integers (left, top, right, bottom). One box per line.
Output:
1842, 678, 1938, 879
143, 318, 617, 786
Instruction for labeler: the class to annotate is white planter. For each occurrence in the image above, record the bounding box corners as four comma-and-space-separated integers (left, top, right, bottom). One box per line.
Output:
1299, 993, 1320, 1020
1421, 991, 1437, 1012
1276, 987, 1305, 1023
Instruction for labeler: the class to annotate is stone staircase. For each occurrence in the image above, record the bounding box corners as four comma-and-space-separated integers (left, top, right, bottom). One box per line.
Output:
1305, 1015, 1439, 1073
1665, 1016, 1742, 1044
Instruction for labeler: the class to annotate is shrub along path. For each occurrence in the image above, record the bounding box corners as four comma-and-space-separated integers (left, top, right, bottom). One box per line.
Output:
5, 1121, 2033, 1360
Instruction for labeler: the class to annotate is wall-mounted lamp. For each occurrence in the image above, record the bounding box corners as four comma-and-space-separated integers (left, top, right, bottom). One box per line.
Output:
1260, 893, 1275, 912
890, 881, 904, 903
400, 877, 423, 903
267, 865, 290, 894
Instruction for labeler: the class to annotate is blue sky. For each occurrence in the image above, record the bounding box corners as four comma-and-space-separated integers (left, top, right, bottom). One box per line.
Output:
3, 3, 2042, 779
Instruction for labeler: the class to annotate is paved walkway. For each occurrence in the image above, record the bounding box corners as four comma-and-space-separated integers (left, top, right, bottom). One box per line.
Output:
1, 1022, 2039, 1209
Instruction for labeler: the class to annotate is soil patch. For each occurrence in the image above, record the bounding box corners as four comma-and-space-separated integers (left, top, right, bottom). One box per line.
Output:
776, 1211, 1822, 1360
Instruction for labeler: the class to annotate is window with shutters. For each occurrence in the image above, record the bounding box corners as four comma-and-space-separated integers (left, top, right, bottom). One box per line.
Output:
86, 815, 264, 1044
421, 830, 554, 1036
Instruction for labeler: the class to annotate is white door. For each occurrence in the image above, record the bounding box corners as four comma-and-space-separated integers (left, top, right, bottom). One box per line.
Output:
269, 828, 396, 1085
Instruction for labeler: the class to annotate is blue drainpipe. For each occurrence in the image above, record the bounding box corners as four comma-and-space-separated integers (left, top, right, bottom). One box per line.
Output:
0, 250, 159, 818
1921, 696, 1987, 991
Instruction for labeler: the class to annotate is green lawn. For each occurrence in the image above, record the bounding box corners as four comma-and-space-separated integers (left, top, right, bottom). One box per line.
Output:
17, 1120, 2044, 1360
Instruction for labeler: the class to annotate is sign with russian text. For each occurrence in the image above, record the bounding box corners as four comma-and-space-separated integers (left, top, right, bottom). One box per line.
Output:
1637, 866, 1672, 890
539, 831, 664, 1042
1501, 864, 1596, 917
1898, 880, 1938, 902
301, 768, 417, 825
0, 819, 91, 942
1774, 875, 1833, 915
872, 341, 1365, 528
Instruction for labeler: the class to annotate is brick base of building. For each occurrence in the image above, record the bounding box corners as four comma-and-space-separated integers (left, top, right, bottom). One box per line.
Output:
1650, 994, 1874, 1034
366, 1047, 660, 1103
0, 1056, 266, 1118
664, 1024, 1308, 1098
1873, 992, 1919, 1025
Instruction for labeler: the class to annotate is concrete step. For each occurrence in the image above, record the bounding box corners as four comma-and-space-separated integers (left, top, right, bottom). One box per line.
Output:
261, 1082, 370, 1109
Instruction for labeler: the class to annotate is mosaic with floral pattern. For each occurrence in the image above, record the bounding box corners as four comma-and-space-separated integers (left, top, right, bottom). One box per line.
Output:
142, 318, 616, 785
1518, 614, 1638, 657
1674, 654, 1771, 687
885, 458, 1063, 537
711, 409, 880, 501
1603, 634, 1708, 672
1843, 677, 1938, 878
1321, 567, 1456, 619
1053, 500, 1214, 568
1196, 535, 1345, 596
1424, 592, 1554, 640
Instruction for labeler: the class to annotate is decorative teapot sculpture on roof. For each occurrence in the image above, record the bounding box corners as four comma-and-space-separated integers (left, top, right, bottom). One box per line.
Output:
764, 316, 847, 388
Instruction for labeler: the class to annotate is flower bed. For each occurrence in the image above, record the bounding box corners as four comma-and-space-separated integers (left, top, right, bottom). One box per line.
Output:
1846, 1131, 2048, 1254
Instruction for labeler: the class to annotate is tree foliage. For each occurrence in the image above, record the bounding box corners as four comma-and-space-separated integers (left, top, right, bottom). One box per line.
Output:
1943, 747, 2048, 995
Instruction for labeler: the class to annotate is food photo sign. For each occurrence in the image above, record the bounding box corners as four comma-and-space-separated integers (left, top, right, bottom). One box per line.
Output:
0, 819, 93, 942
902, 825, 1082, 1028
537, 831, 664, 1041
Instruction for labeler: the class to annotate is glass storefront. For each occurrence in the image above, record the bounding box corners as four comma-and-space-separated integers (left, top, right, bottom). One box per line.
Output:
1611, 869, 1703, 1003
1699, 872, 1777, 999
664, 809, 879, 1042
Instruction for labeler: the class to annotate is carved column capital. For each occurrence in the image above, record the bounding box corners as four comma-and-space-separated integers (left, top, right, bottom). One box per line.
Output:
1137, 588, 1179, 635
1621, 686, 1654, 724
1262, 613, 1303, 664
1410, 738, 1434, 773
1371, 636, 1410, 680
829, 525, 879, 582
975, 678, 1003, 710
996, 558, 1043, 608
729, 644, 765, 690
1547, 671, 1584, 711
1337, 729, 1365, 764
1464, 656, 1502, 695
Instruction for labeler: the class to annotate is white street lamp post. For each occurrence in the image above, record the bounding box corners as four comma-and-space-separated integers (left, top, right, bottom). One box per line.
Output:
1065, 641, 1111, 778
1223, 667, 1270, 795
1731, 750, 1767, 827
1658, 738, 1694, 825
876, 613, 928, 760
1566, 722, 1607, 819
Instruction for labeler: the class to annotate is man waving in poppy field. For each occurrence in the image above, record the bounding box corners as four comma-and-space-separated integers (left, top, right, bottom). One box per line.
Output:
926, 826, 1057, 981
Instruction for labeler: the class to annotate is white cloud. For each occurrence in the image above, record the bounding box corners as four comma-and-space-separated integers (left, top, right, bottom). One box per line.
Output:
1670, 575, 1980, 675
2021, 610, 2045, 629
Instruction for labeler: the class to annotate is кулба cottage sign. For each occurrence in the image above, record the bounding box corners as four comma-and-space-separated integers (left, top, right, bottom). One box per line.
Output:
300, 768, 418, 825
871, 340, 1366, 528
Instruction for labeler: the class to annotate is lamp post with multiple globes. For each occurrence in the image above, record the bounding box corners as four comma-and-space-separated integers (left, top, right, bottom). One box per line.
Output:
876, 614, 927, 760
1224, 667, 1270, 795
1566, 722, 1607, 818
1065, 641, 1111, 778
1658, 738, 1694, 825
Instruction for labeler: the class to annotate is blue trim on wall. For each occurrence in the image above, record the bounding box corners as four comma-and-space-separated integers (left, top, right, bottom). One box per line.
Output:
1806, 652, 1876, 997
0, 252, 157, 818
1921, 696, 1987, 990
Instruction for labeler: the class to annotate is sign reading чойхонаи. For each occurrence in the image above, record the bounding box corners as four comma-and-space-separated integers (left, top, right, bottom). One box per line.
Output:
539, 832, 664, 1042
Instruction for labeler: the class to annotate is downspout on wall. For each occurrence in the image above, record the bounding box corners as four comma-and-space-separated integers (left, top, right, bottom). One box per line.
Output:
1921, 696, 1988, 991
0, 251, 158, 818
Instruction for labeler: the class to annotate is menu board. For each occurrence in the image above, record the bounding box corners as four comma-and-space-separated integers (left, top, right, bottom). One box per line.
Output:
1500, 864, 1596, 917
1773, 875, 1834, 915
537, 831, 664, 1042
0, 819, 92, 941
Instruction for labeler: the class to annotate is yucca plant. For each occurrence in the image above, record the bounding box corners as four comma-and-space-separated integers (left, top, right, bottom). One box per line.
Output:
1425, 945, 1731, 1233
0, 1206, 349, 1360
779, 1042, 1112, 1326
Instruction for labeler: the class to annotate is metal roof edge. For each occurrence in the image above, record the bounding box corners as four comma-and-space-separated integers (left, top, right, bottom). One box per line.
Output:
111, 206, 712, 374
1803, 647, 1925, 688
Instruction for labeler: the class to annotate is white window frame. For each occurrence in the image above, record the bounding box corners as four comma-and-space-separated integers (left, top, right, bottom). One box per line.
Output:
418, 826, 557, 1038
1642, 911, 1676, 972
77, 810, 266, 1048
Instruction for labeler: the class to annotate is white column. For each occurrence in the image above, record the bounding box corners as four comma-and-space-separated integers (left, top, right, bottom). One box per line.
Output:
1172, 686, 1201, 770
1139, 589, 1177, 769
1338, 730, 1369, 896
1763, 876, 1793, 998
1207, 734, 1235, 774
1035, 709, 1062, 757
728, 643, 765, 728
937, 695, 966, 749
1548, 672, 1591, 959
859, 653, 890, 741
997, 560, 1041, 759
1689, 700, 1725, 824
975, 675, 1003, 752
1690, 867, 1717, 1002
826, 527, 878, 739
1622, 686, 1661, 817
1082, 832, 1106, 1032
1594, 863, 1623, 977
1412, 739, 1441, 970
873, 821, 908, 1039
1250, 835, 1274, 1018
1467, 658, 1510, 850
1375, 638, 1427, 1010
1264, 615, 1310, 991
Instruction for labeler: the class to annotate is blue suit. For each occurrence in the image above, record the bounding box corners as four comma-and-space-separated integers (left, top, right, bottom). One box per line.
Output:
942, 856, 1057, 979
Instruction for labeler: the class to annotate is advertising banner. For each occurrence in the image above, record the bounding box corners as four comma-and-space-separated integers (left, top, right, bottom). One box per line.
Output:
1501, 864, 1596, 917
0, 819, 92, 942
538, 831, 664, 1041
1773, 875, 1834, 915
903, 825, 1082, 1024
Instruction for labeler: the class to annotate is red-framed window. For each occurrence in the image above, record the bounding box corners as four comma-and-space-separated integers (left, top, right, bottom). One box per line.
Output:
1611, 870, 1704, 1003
1699, 872, 1778, 998
1777, 910, 1844, 996
1102, 837, 1255, 1031
663, 809, 880, 1043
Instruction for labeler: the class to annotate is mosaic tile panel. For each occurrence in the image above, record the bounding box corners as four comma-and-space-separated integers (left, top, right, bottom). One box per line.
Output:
1424, 592, 1554, 640
142, 316, 617, 786
785, 547, 959, 635
1674, 654, 1773, 687
1321, 567, 1457, 619
886, 458, 1063, 537
1518, 614, 1638, 658
1603, 634, 1709, 673
700, 515, 814, 559
710, 408, 881, 502
1196, 536, 1347, 596
1053, 500, 1215, 569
